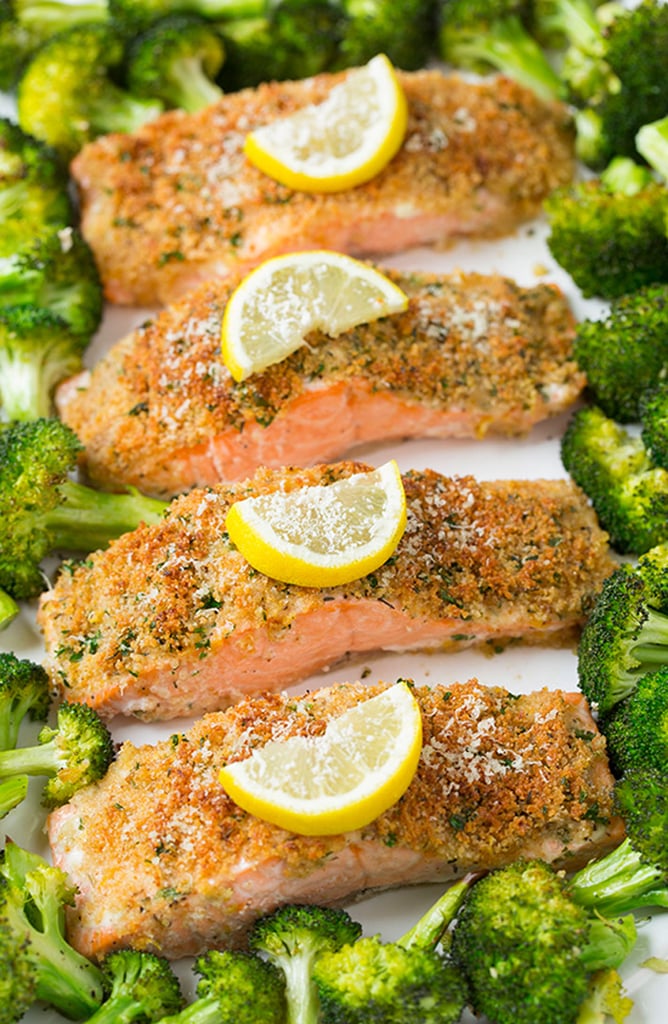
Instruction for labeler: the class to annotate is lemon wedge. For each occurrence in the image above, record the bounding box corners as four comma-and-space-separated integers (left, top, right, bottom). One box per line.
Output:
243, 54, 408, 193
225, 459, 407, 588
219, 681, 423, 835
220, 250, 408, 381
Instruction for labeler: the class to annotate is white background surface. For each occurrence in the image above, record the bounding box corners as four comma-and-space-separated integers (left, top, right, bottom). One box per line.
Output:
0, 85, 667, 1024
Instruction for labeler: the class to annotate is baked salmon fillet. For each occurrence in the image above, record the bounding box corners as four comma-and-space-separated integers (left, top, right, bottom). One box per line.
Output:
47, 679, 624, 960
38, 463, 614, 721
58, 268, 581, 498
70, 69, 575, 306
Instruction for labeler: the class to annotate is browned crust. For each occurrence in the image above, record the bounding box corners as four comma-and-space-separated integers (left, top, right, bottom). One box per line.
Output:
60, 269, 581, 497
71, 70, 575, 306
48, 680, 623, 959
38, 464, 614, 717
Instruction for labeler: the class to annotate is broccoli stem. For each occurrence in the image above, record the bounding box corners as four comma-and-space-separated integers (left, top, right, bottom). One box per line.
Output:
168, 58, 223, 113
399, 876, 473, 950
0, 774, 28, 816
0, 342, 79, 420
545, 0, 605, 54
88, 91, 162, 136
205, 0, 264, 15
16, 0, 109, 34
631, 605, 668, 666
45, 480, 167, 552
0, 588, 18, 631
579, 914, 638, 971
569, 838, 668, 917
84, 994, 151, 1024
636, 115, 668, 180
0, 733, 67, 778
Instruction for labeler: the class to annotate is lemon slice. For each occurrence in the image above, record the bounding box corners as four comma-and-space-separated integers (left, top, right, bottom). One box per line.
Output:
221, 250, 408, 381
243, 54, 408, 193
219, 681, 423, 835
225, 459, 407, 588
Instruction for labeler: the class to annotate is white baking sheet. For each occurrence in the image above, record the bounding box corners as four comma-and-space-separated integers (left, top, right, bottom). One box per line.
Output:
0, 69, 666, 1024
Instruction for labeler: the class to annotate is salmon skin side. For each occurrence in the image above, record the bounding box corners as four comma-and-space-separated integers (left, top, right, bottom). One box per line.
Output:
70, 69, 575, 307
47, 679, 625, 961
37, 462, 615, 721
57, 269, 582, 499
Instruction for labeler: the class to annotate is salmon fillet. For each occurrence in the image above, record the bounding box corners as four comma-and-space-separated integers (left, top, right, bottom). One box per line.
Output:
70, 69, 575, 307
47, 679, 625, 960
58, 269, 581, 499
38, 463, 614, 721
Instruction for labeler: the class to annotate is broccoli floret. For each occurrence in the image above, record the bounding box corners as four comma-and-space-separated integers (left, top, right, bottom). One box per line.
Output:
0, 839, 105, 1019
0, 909, 37, 1022
602, 668, 668, 776
640, 382, 668, 470
0, 228, 103, 339
154, 949, 286, 1024
544, 162, 668, 300
577, 558, 668, 715
0, 588, 18, 630
437, 0, 563, 103
568, 766, 668, 918
0, 652, 50, 751
83, 949, 184, 1024
17, 23, 164, 158
109, 0, 264, 34
125, 14, 225, 114
0, 117, 72, 258
265, 0, 344, 80
0, 418, 168, 600
0, 1, 35, 90
561, 405, 668, 554
0, 775, 28, 817
574, 0, 668, 169
0, 0, 111, 87
217, 16, 292, 89
249, 903, 362, 1024
450, 858, 636, 1024
332, 0, 433, 71
0, 305, 90, 421
0, 699, 114, 807
311, 880, 471, 1024
572, 284, 668, 423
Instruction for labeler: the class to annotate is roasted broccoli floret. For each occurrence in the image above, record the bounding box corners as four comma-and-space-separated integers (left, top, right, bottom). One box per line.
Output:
0, 228, 103, 339
0, 418, 168, 600
561, 405, 668, 554
83, 949, 184, 1024
217, 16, 292, 89
0, 775, 28, 817
437, 0, 563, 103
569, 765, 668, 917
577, 552, 668, 715
109, 0, 263, 34
450, 858, 636, 1024
0, 0, 109, 90
311, 881, 471, 1024
641, 382, 668, 470
0, 117, 72, 257
572, 284, 668, 423
602, 667, 668, 776
0, 304, 90, 421
0, 699, 114, 807
0, 651, 50, 750
544, 158, 668, 299
125, 15, 225, 113
570, 0, 668, 168
333, 0, 433, 71
265, 0, 344, 79
0, 839, 105, 1019
154, 949, 286, 1024
17, 23, 164, 157
249, 903, 363, 1024
0, 587, 18, 630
